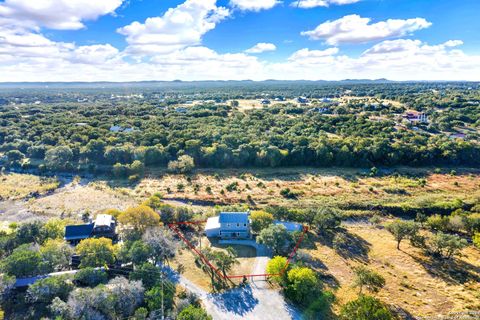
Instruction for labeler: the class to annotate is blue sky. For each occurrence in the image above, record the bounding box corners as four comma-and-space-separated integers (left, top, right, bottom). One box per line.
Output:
0, 0, 479, 81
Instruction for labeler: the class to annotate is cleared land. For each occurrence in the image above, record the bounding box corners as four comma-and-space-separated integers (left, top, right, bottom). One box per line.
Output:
2, 167, 478, 221
21, 180, 136, 222
135, 167, 480, 216
0, 173, 59, 200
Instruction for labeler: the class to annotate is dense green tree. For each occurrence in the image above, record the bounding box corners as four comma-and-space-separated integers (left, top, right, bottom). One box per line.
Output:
27, 275, 73, 304
303, 291, 335, 320
76, 238, 116, 268
428, 232, 468, 259
82, 139, 106, 162
250, 210, 274, 233
128, 240, 152, 266
386, 220, 419, 250
44, 146, 73, 171
15, 220, 45, 245
168, 155, 195, 173
426, 214, 450, 232
212, 247, 238, 278
145, 282, 175, 313
266, 256, 289, 284
40, 239, 73, 271
340, 295, 393, 320
73, 267, 108, 287
118, 205, 160, 235
352, 266, 386, 294
313, 208, 342, 232
257, 224, 292, 255
285, 267, 320, 306
177, 305, 212, 320
0, 244, 43, 277
129, 263, 161, 290
5, 150, 24, 164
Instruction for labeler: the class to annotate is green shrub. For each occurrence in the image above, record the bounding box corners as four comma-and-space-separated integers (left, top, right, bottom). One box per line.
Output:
177, 305, 212, 320
285, 267, 320, 307
74, 267, 108, 287
304, 291, 335, 320
473, 233, 480, 249
340, 295, 392, 320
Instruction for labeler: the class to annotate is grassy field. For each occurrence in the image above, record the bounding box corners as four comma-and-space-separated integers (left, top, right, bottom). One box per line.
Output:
301, 222, 480, 318
3, 167, 477, 222
135, 167, 480, 216
0, 173, 59, 200
26, 180, 137, 221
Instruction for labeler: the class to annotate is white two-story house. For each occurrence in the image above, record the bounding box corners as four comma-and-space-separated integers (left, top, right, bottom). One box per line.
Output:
205, 211, 251, 239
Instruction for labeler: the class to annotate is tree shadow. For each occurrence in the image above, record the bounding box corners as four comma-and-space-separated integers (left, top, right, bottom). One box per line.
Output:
297, 232, 318, 250
409, 253, 480, 285
389, 305, 417, 320
315, 229, 371, 263
209, 284, 259, 315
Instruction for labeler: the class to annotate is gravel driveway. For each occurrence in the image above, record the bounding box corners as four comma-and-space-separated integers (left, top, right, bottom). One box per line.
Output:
165, 256, 301, 320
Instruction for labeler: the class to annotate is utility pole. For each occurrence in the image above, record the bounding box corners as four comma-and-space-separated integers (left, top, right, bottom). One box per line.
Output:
161, 269, 164, 320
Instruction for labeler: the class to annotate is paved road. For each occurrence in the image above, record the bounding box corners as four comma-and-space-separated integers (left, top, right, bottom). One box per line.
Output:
15, 269, 81, 288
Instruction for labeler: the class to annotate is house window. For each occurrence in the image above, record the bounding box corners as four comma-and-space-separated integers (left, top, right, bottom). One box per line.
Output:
244, 223, 247, 227
237, 223, 240, 227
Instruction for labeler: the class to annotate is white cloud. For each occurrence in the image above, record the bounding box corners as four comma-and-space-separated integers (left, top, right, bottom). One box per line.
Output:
301, 14, 431, 45
117, 0, 229, 55
0, 0, 124, 30
362, 39, 463, 56
245, 42, 277, 53
288, 47, 339, 61
148, 46, 264, 80
0, 25, 120, 66
229, 0, 280, 12
265, 39, 480, 81
291, 0, 361, 9
70, 44, 120, 65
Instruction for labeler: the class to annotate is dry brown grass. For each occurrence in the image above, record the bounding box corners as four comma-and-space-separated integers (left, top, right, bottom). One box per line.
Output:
338, 96, 404, 107
134, 167, 480, 213
232, 99, 298, 112
27, 181, 137, 220
171, 237, 257, 291
0, 173, 59, 200
302, 223, 480, 317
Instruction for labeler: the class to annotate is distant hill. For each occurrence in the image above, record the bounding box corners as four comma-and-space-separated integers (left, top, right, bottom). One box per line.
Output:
0, 79, 395, 89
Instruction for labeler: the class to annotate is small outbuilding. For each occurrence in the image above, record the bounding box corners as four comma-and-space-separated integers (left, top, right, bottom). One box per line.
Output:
274, 220, 303, 232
